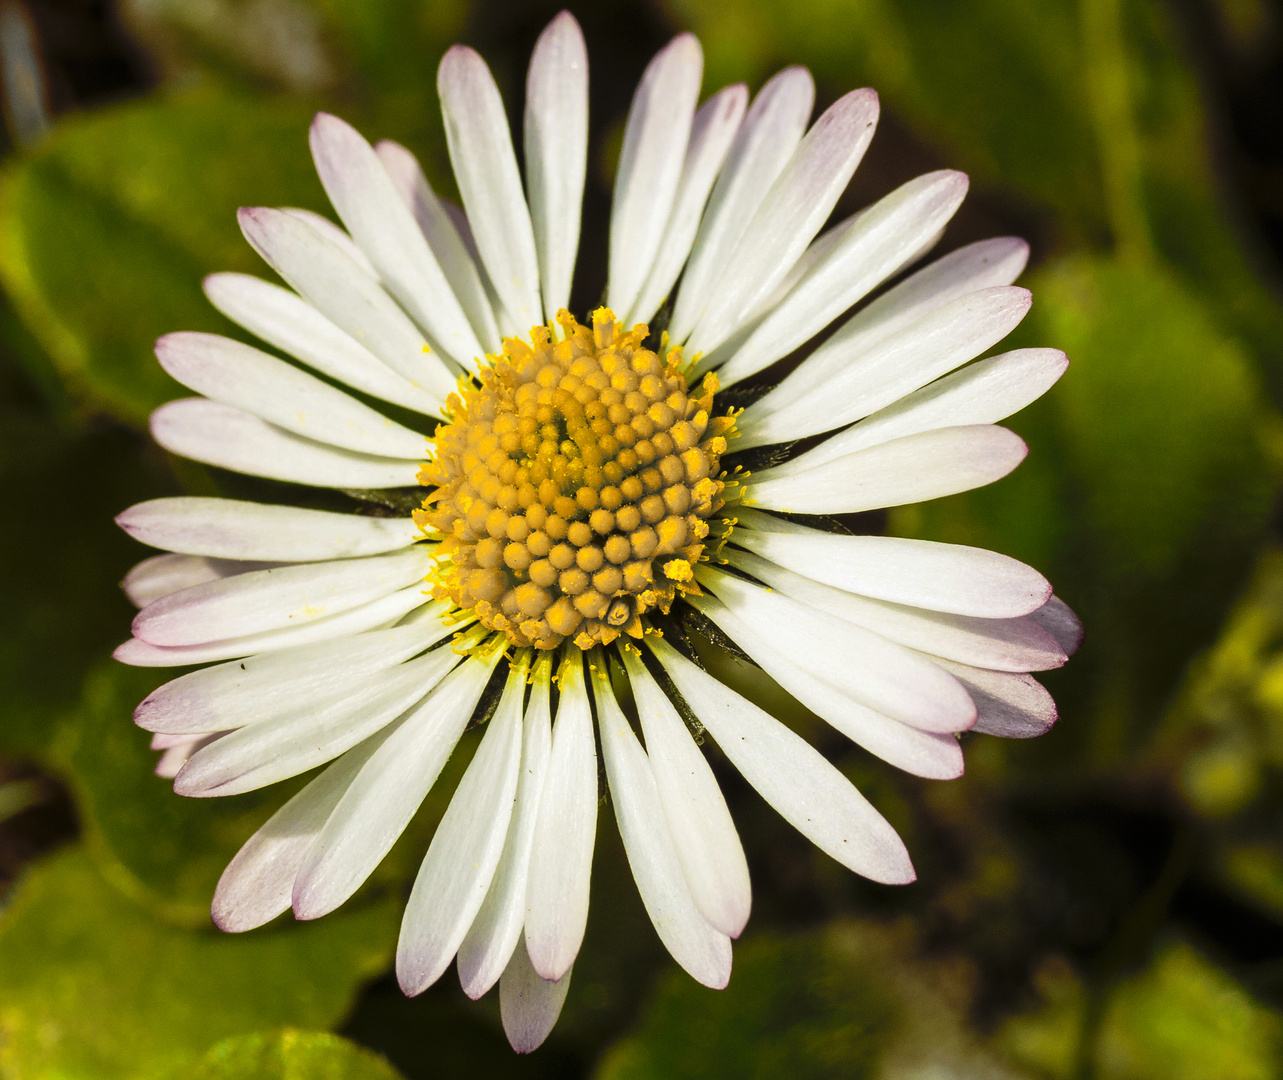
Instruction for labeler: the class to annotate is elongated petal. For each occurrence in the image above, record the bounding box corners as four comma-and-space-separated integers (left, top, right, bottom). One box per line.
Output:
375, 139, 501, 353
114, 584, 429, 667
524, 654, 597, 981
397, 658, 526, 994
122, 553, 248, 608
438, 46, 542, 326
592, 663, 732, 987
238, 207, 455, 402
795, 347, 1068, 469
293, 653, 500, 918
151, 399, 423, 490
500, 945, 571, 1054
649, 637, 914, 882
133, 547, 432, 647
280, 208, 376, 276
202, 273, 442, 415
731, 509, 1051, 618
932, 657, 1057, 738
714, 170, 968, 387
457, 662, 553, 998
688, 88, 879, 356
135, 607, 455, 734
670, 66, 814, 341
606, 33, 703, 320
118, 497, 420, 563
1028, 595, 1084, 655
739, 287, 1031, 449
628, 83, 747, 326
622, 650, 750, 937
524, 11, 588, 321
746, 425, 1028, 515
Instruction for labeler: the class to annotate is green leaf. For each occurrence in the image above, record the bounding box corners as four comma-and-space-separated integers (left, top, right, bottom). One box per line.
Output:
0, 846, 398, 1080
188, 1029, 406, 1080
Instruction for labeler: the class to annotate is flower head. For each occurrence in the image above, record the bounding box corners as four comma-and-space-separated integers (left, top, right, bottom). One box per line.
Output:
115, 10, 1080, 1053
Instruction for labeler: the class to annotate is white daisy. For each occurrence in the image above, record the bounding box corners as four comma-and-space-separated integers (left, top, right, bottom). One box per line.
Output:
114, 11, 1081, 1053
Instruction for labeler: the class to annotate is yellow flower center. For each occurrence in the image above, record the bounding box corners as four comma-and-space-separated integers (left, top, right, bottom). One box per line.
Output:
417, 308, 733, 651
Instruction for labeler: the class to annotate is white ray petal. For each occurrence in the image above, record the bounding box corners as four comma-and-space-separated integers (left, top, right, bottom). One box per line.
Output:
628, 84, 747, 327
293, 652, 501, 919
397, 658, 526, 994
687, 88, 879, 357
592, 662, 732, 988
714, 170, 969, 388
1028, 595, 1084, 655
746, 425, 1028, 515
238, 207, 455, 402
132, 546, 432, 647
117, 497, 420, 563
730, 509, 1051, 618
738, 287, 1031, 449
794, 347, 1068, 469
122, 553, 251, 608
374, 142, 500, 355
134, 606, 456, 735
441, 199, 518, 333
500, 945, 571, 1055
154, 732, 222, 778
648, 637, 914, 882
438, 46, 542, 327
151, 399, 423, 490
523, 653, 597, 982
690, 592, 965, 779
670, 66, 814, 342
524, 11, 588, 321
606, 33, 703, 321
280, 207, 376, 276
621, 650, 750, 938
932, 657, 1057, 738
202, 273, 443, 416
726, 547, 1066, 673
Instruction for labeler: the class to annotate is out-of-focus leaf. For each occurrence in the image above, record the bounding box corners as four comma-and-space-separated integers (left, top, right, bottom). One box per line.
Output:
188, 1029, 406, 1080
0, 846, 398, 1080
0, 88, 326, 426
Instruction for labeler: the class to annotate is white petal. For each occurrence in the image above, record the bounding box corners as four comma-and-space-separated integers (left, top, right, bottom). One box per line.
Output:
690, 592, 965, 779
606, 33, 704, 320
134, 606, 456, 735
375, 139, 501, 354
280, 207, 376, 276
670, 66, 815, 342
621, 650, 750, 937
697, 566, 974, 733
523, 653, 597, 981
1028, 595, 1084, 655
132, 547, 432, 647
202, 273, 443, 416
122, 553, 248, 608
648, 637, 914, 883
738, 286, 1031, 449
155, 333, 428, 459
500, 945, 571, 1054
211, 722, 395, 932
627, 83, 748, 327
174, 647, 459, 797
114, 583, 430, 667
932, 657, 1057, 738
438, 46, 542, 327
117, 497, 420, 563
457, 660, 553, 998
154, 733, 221, 778
731, 509, 1051, 618
591, 663, 732, 988
687, 88, 879, 357
440, 199, 516, 332
726, 547, 1066, 673
151, 399, 423, 490
397, 658, 527, 994
524, 11, 588, 321
713, 170, 969, 388
238, 207, 455, 403
793, 347, 1069, 469
293, 652, 500, 919
746, 425, 1028, 515
310, 113, 483, 371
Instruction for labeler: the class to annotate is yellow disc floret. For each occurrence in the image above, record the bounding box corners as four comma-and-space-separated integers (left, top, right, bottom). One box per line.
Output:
417, 308, 734, 651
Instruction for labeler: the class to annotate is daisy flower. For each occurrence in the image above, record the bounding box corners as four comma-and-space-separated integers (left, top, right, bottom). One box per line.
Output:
114, 11, 1081, 1053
